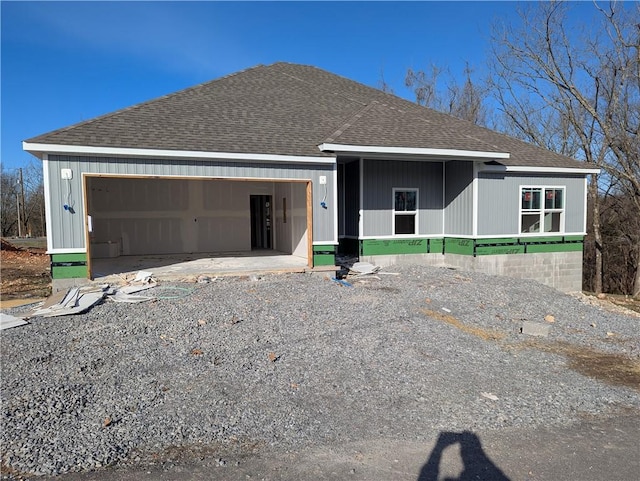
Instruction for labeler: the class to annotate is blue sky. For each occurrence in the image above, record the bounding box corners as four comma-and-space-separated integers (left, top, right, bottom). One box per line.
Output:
1, 1, 595, 171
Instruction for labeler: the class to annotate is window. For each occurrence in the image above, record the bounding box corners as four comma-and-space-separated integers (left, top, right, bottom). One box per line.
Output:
520, 187, 564, 233
393, 189, 418, 235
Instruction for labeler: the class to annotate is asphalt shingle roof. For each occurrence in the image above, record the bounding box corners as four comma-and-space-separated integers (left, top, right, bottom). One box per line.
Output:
27, 62, 586, 169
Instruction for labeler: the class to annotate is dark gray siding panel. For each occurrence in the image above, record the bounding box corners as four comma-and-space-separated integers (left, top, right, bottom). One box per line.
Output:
444, 161, 473, 236
362, 159, 443, 237
47, 155, 336, 250
341, 160, 360, 237
477, 173, 586, 235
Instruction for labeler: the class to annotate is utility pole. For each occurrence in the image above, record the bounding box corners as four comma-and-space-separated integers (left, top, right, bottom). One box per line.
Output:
18, 168, 26, 237
16, 191, 22, 237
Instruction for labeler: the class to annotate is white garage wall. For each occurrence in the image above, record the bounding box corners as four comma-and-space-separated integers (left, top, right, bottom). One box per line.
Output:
89, 177, 308, 255
274, 183, 293, 254
273, 182, 308, 258
291, 182, 308, 257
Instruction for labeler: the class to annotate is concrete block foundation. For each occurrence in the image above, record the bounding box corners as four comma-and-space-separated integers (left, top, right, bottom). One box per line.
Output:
361, 251, 584, 293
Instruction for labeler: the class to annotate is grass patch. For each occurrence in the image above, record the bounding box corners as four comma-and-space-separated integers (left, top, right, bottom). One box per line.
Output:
420, 308, 506, 341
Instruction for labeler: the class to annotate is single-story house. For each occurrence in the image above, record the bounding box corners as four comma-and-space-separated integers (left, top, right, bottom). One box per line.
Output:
24, 62, 598, 291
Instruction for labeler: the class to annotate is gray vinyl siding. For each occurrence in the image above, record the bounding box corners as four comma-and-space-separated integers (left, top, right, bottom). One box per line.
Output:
46, 155, 336, 250
361, 159, 443, 237
477, 173, 586, 235
444, 161, 473, 236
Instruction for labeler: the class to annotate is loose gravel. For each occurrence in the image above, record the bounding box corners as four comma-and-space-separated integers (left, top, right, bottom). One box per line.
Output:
2, 265, 639, 477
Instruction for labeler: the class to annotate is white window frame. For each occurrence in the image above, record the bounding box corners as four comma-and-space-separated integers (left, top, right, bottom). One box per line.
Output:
519, 185, 566, 235
392, 187, 419, 236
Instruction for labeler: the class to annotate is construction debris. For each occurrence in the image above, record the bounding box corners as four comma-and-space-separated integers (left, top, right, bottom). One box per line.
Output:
21, 271, 160, 317
0, 313, 29, 330
331, 277, 353, 288
29, 285, 108, 317
521, 320, 552, 337
349, 262, 381, 276
111, 290, 154, 303
481, 392, 499, 401
107, 271, 157, 303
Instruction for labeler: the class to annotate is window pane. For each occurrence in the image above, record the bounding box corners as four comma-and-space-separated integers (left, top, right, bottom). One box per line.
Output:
545, 189, 554, 209
522, 188, 541, 210
554, 189, 563, 209
395, 214, 416, 234
521, 189, 531, 209
395, 190, 417, 212
405, 191, 417, 211
544, 188, 564, 209
543, 212, 561, 232
521, 213, 540, 233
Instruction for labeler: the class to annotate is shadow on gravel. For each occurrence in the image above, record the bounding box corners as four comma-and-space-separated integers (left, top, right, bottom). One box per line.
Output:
417, 431, 510, 481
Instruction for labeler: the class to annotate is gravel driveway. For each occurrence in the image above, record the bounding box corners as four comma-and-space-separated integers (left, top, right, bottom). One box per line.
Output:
2, 265, 639, 478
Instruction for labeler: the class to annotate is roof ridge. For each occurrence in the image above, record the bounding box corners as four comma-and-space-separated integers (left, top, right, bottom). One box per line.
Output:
26, 64, 267, 142
274, 64, 370, 108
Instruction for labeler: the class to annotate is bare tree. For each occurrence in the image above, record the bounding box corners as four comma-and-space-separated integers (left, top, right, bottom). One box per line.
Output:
447, 64, 489, 126
0, 161, 46, 238
0, 168, 19, 237
488, 0, 640, 296
378, 68, 395, 94
405, 64, 446, 110
21, 161, 46, 237
405, 63, 489, 125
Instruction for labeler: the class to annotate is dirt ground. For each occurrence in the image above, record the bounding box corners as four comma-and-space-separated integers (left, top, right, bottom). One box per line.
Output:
0, 238, 51, 302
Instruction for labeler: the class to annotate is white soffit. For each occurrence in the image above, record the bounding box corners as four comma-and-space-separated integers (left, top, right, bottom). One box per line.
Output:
318, 143, 511, 160
23, 142, 337, 165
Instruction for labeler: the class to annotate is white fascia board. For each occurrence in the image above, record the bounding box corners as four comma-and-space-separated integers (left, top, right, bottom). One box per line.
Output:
318, 143, 510, 160
23, 142, 337, 165
481, 164, 600, 175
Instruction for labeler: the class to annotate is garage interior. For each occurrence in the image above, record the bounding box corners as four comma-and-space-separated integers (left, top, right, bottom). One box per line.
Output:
85, 176, 310, 279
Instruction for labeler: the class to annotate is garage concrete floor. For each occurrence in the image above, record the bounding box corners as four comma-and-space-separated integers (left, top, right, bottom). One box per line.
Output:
91, 250, 313, 283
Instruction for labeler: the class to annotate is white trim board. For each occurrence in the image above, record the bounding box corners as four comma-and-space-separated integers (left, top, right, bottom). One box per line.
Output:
23, 142, 337, 165
357, 233, 586, 240
438, 233, 586, 239
332, 164, 339, 246
82, 172, 311, 183
472, 162, 479, 236
42, 155, 54, 253
480, 165, 600, 174
47, 248, 87, 254
318, 143, 510, 160
359, 235, 435, 240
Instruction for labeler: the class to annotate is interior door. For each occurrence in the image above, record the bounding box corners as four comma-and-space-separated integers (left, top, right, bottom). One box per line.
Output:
250, 194, 272, 249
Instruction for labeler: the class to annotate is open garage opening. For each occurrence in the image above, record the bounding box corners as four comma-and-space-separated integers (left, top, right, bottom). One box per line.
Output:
84, 175, 311, 279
